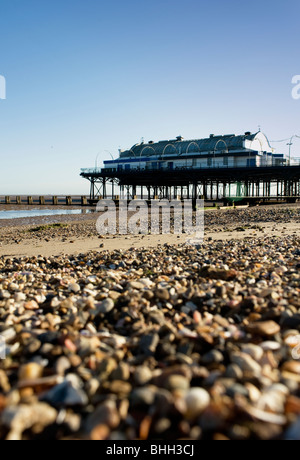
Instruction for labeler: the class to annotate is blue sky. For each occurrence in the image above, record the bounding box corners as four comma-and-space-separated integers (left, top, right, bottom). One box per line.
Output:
0, 0, 300, 194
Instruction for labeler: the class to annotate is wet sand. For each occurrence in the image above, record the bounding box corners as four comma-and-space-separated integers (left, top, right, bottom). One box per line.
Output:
0, 204, 299, 258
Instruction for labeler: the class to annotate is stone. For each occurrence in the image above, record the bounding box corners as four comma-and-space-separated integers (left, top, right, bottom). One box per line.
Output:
128, 281, 145, 290
0, 370, 11, 393
202, 350, 224, 365
19, 363, 43, 382
134, 366, 153, 386
165, 375, 190, 392
226, 384, 249, 399
96, 298, 115, 314
155, 289, 170, 301
85, 400, 120, 433
281, 315, 300, 329
241, 344, 264, 361
184, 388, 211, 420
261, 341, 281, 352
102, 380, 132, 397
41, 380, 88, 407
131, 387, 157, 406
231, 352, 262, 375
282, 361, 300, 375
225, 364, 243, 380
246, 321, 280, 337
55, 357, 71, 376
69, 283, 81, 293
1, 403, 57, 441
110, 362, 130, 381
285, 417, 300, 440
139, 333, 160, 356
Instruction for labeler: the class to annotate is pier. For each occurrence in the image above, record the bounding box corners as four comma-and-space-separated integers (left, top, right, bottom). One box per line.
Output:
80, 165, 300, 206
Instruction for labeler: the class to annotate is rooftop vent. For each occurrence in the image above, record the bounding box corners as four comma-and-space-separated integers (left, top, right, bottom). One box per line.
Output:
148, 141, 154, 144
210, 134, 215, 138
176, 136, 183, 141
245, 132, 251, 136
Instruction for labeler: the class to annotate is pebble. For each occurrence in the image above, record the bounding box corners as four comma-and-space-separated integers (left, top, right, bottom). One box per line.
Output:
231, 352, 262, 375
285, 417, 300, 440
241, 344, 264, 361
69, 283, 81, 294
155, 288, 170, 301
165, 375, 190, 392
202, 350, 224, 365
41, 380, 88, 407
261, 341, 281, 352
225, 364, 243, 380
226, 384, 249, 399
0, 209, 299, 440
184, 388, 211, 419
110, 362, 130, 381
1, 403, 57, 441
139, 333, 160, 356
131, 387, 157, 406
281, 315, 300, 329
96, 298, 115, 314
19, 363, 43, 381
134, 366, 153, 386
85, 400, 120, 433
55, 357, 71, 376
246, 321, 281, 337
282, 361, 300, 375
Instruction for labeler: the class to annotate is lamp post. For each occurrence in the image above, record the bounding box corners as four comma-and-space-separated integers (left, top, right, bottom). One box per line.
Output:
95, 152, 101, 170
104, 150, 114, 161
95, 151, 114, 169
287, 139, 293, 166
286, 135, 300, 165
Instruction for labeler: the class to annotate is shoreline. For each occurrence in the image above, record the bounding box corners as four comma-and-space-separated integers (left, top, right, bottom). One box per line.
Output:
0, 204, 299, 258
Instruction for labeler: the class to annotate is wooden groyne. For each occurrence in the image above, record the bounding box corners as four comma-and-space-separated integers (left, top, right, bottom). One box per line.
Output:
0, 196, 89, 206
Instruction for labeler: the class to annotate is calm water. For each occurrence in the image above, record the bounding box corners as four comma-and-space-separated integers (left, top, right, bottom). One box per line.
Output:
0, 208, 94, 220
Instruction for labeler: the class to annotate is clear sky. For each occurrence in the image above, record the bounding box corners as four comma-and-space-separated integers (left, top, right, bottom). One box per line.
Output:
0, 0, 300, 194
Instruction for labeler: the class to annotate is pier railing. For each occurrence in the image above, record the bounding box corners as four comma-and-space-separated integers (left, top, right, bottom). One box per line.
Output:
81, 160, 300, 176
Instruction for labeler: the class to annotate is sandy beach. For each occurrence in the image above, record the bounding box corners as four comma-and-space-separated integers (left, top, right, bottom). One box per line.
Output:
0, 204, 299, 258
